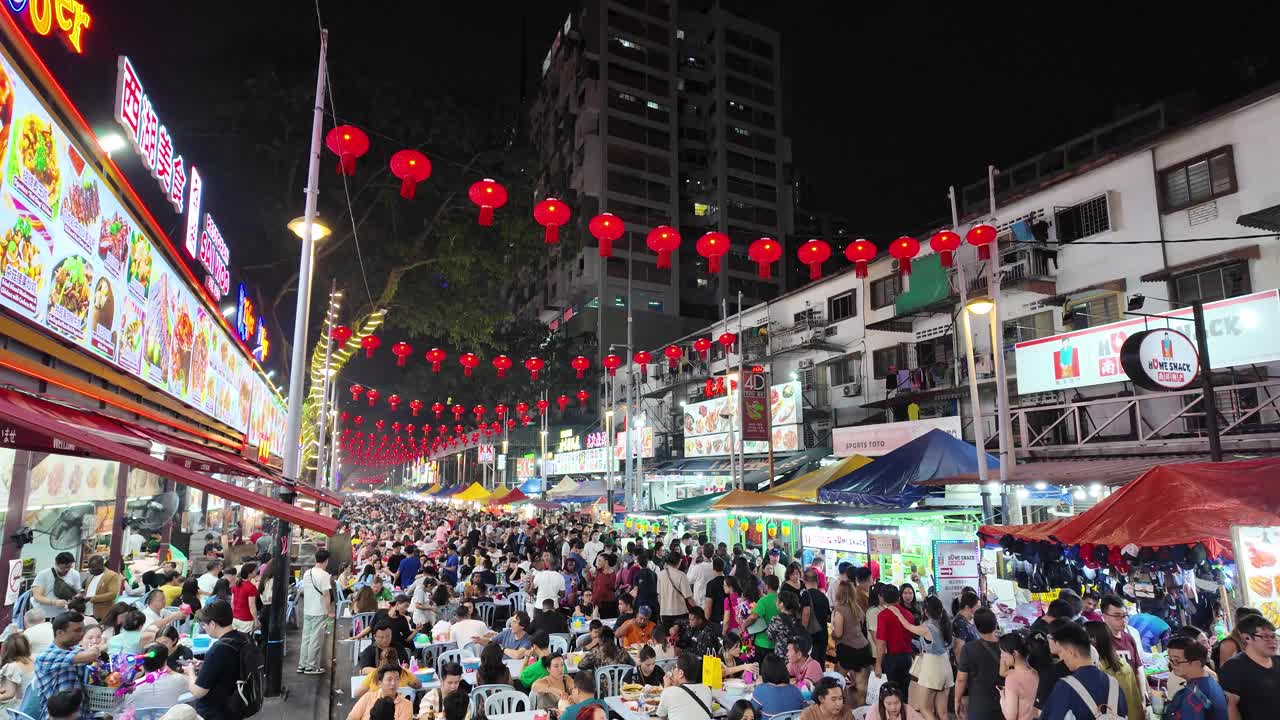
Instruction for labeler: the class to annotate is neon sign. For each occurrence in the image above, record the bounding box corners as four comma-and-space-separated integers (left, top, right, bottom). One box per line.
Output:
7, 0, 91, 54
198, 214, 230, 300
113, 57, 186, 214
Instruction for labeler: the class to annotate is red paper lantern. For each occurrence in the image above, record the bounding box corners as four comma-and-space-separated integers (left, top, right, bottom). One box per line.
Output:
490, 421, 501, 432
432, 401, 445, 419
354, 415, 364, 426
588, 213, 625, 257
495, 404, 507, 417
929, 230, 962, 268
889, 236, 921, 277
516, 401, 530, 416
325, 125, 369, 176
507, 418, 516, 430
459, 352, 480, 377
633, 350, 652, 375
797, 239, 832, 280
331, 325, 352, 346
533, 198, 571, 244
576, 389, 589, 407
424, 348, 446, 373
438, 424, 448, 436
389, 149, 431, 199
524, 357, 545, 381
536, 398, 549, 416
557, 394, 570, 413
375, 420, 385, 432
391, 342, 413, 366
571, 355, 590, 379
602, 354, 623, 376
350, 384, 364, 401
664, 345, 683, 371
696, 232, 730, 273
392, 422, 401, 433
645, 226, 681, 269
473, 405, 487, 422
388, 394, 402, 411
521, 415, 532, 426
452, 404, 465, 421
966, 224, 997, 260
693, 337, 711, 359
409, 399, 423, 417
844, 239, 877, 278
340, 411, 350, 422
454, 423, 465, 434
718, 332, 737, 351
747, 237, 783, 279
468, 178, 508, 226
492, 355, 513, 378
365, 389, 380, 407
405, 424, 415, 435
361, 335, 381, 358
422, 425, 432, 435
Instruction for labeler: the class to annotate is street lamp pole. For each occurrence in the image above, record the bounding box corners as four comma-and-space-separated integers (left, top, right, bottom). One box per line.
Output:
268, 28, 327, 698
951, 186, 993, 523
984, 166, 1018, 523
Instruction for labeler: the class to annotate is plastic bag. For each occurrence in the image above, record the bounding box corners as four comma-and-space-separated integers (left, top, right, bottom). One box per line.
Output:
702, 654, 723, 690
866, 671, 887, 708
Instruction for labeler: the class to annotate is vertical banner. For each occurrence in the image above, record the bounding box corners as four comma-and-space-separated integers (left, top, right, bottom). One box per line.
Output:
1232, 525, 1280, 627
740, 369, 769, 442
932, 539, 981, 607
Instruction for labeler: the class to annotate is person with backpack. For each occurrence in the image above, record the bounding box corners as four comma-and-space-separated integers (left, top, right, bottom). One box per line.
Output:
1163, 635, 1227, 720
184, 599, 263, 720
1039, 623, 1126, 720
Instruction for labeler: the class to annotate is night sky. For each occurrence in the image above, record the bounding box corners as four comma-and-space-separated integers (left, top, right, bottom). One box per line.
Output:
23, 1, 1279, 289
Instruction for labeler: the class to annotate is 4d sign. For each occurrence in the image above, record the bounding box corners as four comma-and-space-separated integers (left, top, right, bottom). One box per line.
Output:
1120, 329, 1200, 391
8, 0, 91, 54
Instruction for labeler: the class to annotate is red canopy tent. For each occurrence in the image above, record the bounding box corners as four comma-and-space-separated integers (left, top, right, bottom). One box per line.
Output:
982, 458, 1280, 560
496, 488, 528, 505
979, 518, 1073, 547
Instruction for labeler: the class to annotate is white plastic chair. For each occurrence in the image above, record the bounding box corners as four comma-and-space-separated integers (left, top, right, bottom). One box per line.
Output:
548, 634, 570, 654
350, 612, 376, 664
772, 712, 802, 720
420, 641, 457, 670
476, 601, 497, 628
436, 648, 464, 678
508, 592, 529, 614
396, 687, 416, 700
594, 664, 633, 698
823, 671, 846, 687
483, 689, 530, 717
471, 684, 516, 718
132, 708, 169, 720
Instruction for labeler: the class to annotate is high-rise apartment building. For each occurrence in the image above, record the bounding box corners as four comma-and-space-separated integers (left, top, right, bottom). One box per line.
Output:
525, 0, 792, 351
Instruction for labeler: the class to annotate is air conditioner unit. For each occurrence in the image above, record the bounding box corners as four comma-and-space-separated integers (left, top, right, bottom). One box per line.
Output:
841, 384, 861, 397
798, 358, 814, 369
824, 326, 838, 337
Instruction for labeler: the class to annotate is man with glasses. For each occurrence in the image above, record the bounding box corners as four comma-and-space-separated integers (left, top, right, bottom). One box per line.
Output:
1164, 635, 1227, 720
1100, 595, 1144, 681
1219, 614, 1280, 720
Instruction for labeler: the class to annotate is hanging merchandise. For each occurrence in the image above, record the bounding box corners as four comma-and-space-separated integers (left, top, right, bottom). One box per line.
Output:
331, 325, 353, 346
350, 384, 365, 401
696, 232, 729, 273
748, 237, 783, 279
388, 394, 401, 411
365, 389, 380, 407
889, 236, 921, 278
425, 347, 447, 372
589, 213, 625, 257
391, 341, 413, 366
325, 125, 369, 176
755, 519, 765, 533
533, 197, 571, 244
845, 239, 877, 278
929, 230, 961, 268
725, 518, 735, 530
781, 522, 791, 537
967, 223, 997, 260
576, 389, 589, 407
797, 239, 832, 280
602, 354, 623, 376
693, 337, 711, 360
664, 345, 682, 371
459, 352, 480, 377
525, 357, 545, 381
389, 149, 432, 199
767, 522, 777, 538
362, 335, 382, 358
468, 178, 508, 226
646, 226, 681, 269
572, 355, 591, 379
492, 355, 513, 378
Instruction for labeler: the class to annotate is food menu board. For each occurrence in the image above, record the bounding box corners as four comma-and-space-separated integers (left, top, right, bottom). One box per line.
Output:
683, 423, 804, 458
1232, 525, 1280, 628
683, 379, 803, 439
0, 50, 284, 457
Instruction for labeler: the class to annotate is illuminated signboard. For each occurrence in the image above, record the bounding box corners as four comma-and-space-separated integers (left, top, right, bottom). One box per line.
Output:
113, 56, 186, 214
7, 0, 91, 54
0, 44, 284, 455
197, 214, 229, 300
682, 379, 805, 457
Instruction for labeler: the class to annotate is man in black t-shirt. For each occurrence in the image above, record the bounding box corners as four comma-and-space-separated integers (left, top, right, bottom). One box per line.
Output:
359, 624, 410, 673
387, 542, 405, 574
801, 569, 831, 663
184, 600, 249, 720
531, 599, 569, 636
703, 559, 727, 630
954, 608, 1003, 720
1220, 613, 1280, 720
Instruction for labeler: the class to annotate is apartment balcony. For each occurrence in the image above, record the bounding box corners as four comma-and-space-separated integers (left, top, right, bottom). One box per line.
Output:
949, 247, 1058, 298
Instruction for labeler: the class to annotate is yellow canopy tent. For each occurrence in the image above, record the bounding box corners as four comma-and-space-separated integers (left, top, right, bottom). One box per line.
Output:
764, 455, 873, 502
709, 489, 818, 509
454, 482, 492, 501
424, 483, 442, 495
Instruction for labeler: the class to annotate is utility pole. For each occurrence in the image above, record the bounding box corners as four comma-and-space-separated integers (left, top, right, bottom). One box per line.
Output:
985, 165, 1018, 523
1192, 301, 1223, 461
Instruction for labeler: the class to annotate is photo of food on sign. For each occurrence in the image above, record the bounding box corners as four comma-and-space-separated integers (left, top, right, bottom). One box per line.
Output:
0, 213, 47, 316
61, 147, 98, 254
126, 230, 152, 299
0, 63, 13, 166
8, 113, 61, 218
1235, 526, 1280, 627
117, 294, 144, 374
167, 289, 194, 398
96, 212, 129, 278
189, 308, 212, 411
45, 253, 92, 341
89, 275, 116, 359
143, 271, 169, 385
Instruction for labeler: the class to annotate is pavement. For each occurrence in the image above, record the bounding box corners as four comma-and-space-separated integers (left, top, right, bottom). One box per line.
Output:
256, 615, 344, 720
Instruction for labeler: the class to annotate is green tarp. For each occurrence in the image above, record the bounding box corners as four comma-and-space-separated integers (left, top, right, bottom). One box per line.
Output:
658, 490, 731, 514
894, 254, 950, 315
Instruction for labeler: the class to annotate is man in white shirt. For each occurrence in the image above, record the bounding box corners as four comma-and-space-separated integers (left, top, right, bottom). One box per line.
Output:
196, 559, 222, 599
31, 552, 82, 619
125, 531, 146, 560
655, 653, 712, 720
532, 559, 566, 608
583, 532, 604, 568
448, 604, 490, 648
23, 608, 54, 657
686, 544, 715, 605
297, 550, 333, 674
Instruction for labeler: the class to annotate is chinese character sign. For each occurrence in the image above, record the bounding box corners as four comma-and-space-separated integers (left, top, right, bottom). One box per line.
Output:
113, 56, 185, 214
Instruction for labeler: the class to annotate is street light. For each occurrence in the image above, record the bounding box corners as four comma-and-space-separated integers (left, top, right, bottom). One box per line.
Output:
288, 215, 332, 242
965, 298, 994, 316
960, 296, 1000, 521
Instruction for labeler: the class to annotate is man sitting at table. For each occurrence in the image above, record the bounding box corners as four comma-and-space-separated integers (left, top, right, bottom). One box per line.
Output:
349, 666, 415, 720
531, 598, 570, 637
354, 595, 416, 654
655, 653, 714, 720
559, 662, 607, 720
359, 624, 411, 674
493, 611, 535, 658
785, 636, 823, 689
418, 661, 470, 720
618, 605, 657, 648
354, 639, 423, 699
449, 604, 491, 647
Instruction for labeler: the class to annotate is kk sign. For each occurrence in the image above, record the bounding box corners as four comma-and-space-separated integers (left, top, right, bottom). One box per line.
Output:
1014, 290, 1280, 395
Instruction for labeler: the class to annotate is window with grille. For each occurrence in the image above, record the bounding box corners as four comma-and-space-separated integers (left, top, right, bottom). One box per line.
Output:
1003, 310, 1055, 345
870, 276, 900, 310
1065, 293, 1121, 330
828, 290, 857, 323
1055, 194, 1112, 242
1159, 146, 1236, 213
1172, 262, 1250, 304
828, 355, 862, 387
872, 345, 909, 378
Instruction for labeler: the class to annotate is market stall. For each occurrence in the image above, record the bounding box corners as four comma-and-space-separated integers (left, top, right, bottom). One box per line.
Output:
818, 429, 997, 506
765, 454, 872, 501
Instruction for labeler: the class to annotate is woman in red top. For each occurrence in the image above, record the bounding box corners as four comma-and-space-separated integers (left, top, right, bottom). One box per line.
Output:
590, 554, 618, 618
230, 562, 260, 633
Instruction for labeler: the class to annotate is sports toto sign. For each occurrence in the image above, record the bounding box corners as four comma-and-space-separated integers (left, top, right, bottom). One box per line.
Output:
1121, 329, 1199, 390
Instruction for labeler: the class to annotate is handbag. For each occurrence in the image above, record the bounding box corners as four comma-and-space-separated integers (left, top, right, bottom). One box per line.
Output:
665, 568, 697, 612
866, 671, 888, 708
677, 685, 714, 720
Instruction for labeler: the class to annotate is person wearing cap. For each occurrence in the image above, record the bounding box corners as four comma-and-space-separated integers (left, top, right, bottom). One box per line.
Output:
618, 605, 657, 647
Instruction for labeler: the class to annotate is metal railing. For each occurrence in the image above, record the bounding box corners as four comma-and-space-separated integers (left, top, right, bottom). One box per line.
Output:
949, 248, 1056, 295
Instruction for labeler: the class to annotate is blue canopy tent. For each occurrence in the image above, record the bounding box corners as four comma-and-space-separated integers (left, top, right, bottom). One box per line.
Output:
518, 477, 544, 495
817, 429, 998, 507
